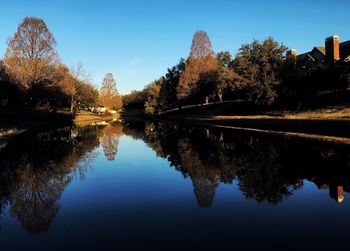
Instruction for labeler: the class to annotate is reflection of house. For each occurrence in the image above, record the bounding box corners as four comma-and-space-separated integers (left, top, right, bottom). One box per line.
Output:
313, 180, 347, 203
287, 35, 350, 73
329, 184, 344, 203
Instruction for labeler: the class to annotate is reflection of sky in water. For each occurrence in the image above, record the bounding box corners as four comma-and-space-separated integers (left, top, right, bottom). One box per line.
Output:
1, 127, 350, 249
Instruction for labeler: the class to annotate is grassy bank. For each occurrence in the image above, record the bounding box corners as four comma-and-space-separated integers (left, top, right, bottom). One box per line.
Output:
0, 108, 72, 150
73, 110, 119, 126
0, 108, 74, 167
206, 107, 350, 120
0, 108, 118, 153
161, 100, 350, 119
159, 103, 350, 141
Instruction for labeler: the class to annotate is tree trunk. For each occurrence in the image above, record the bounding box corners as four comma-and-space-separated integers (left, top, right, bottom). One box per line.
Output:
205, 129, 210, 138
218, 93, 223, 103
70, 96, 74, 114
219, 132, 224, 143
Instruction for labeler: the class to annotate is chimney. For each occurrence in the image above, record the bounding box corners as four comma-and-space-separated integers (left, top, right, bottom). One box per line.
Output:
325, 35, 340, 63
286, 49, 297, 65
330, 184, 344, 203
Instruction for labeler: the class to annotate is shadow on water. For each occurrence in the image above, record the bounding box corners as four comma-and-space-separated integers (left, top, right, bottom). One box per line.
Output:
0, 120, 350, 237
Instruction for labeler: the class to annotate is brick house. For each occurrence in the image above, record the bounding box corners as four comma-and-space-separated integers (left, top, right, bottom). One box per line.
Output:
286, 35, 350, 73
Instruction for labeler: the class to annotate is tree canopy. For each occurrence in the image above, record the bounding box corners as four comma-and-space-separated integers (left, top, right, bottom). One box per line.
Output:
3, 17, 58, 90
1, 17, 99, 111
232, 37, 287, 105
190, 31, 214, 59
99, 73, 122, 110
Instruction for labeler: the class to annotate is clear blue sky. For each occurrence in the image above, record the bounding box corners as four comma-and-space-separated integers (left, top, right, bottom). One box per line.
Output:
0, 0, 349, 94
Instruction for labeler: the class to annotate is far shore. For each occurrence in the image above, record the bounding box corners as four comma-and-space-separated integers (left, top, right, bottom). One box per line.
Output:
3, 104, 350, 159
152, 105, 350, 145
0, 109, 118, 155
181, 120, 350, 146
73, 110, 119, 126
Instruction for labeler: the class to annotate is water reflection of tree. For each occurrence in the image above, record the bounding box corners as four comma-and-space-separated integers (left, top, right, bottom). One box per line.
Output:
177, 138, 220, 208
99, 124, 123, 161
235, 140, 302, 205
0, 125, 102, 234
192, 176, 219, 208
124, 121, 350, 207
127, 122, 224, 208
8, 165, 70, 233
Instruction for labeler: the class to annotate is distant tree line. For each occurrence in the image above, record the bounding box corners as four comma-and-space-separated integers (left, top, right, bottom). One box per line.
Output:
123, 31, 350, 116
0, 17, 122, 114
2, 19, 348, 115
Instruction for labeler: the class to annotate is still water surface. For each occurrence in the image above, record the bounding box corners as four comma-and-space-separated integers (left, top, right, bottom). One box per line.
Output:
0, 121, 350, 250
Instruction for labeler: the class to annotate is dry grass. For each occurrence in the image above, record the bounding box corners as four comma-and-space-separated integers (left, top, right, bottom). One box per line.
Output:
285, 108, 350, 119
205, 107, 350, 121
202, 123, 350, 145
73, 110, 119, 125
0, 128, 27, 151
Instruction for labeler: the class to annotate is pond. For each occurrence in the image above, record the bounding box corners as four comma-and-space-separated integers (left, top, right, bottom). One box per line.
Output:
0, 121, 350, 250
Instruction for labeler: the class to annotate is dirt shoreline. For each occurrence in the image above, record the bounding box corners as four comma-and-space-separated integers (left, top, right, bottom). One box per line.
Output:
0, 110, 117, 162
155, 115, 350, 145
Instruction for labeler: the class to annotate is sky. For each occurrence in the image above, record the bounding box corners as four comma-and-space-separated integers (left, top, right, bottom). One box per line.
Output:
0, 0, 349, 94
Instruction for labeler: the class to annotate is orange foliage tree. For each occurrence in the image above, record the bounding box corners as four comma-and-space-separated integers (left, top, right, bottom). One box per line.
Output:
3, 17, 58, 91
177, 56, 219, 102
177, 31, 220, 103
99, 73, 122, 110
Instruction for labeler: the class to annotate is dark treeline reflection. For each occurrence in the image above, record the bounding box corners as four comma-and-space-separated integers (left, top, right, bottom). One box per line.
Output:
1, 121, 350, 234
0, 123, 122, 234
123, 121, 350, 207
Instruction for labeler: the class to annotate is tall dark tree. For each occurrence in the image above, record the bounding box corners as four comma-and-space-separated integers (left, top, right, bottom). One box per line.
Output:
122, 90, 145, 110
144, 77, 165, 115
217, 51, 232, 68
197, 65, 240, 103
232, 37, 287, 105
158, 59, 186, 110
0, 61, 22, 106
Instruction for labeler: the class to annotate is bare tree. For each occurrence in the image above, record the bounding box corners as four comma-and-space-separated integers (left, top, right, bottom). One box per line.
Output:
190, 31, 214, 59
100, 73, 117, 96
3, 17, 58, 90
99, 73, 122, 110
57, 62, 92, 113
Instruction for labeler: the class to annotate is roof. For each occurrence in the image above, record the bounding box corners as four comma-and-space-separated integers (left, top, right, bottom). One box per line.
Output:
296, 47, 325, 64
296, 52, 308, 62
296, 39, 350, 65
315, 47, 325, 55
